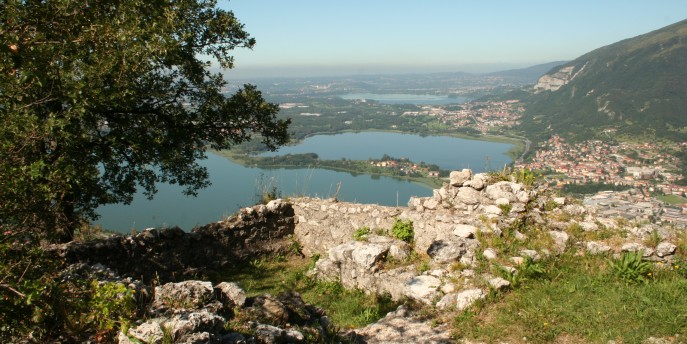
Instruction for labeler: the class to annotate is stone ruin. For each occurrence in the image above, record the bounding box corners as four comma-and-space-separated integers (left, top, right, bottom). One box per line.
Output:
57, 168, 682, 343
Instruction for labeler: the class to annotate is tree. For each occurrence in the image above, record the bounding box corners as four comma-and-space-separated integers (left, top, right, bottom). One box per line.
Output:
0, 0, 290, 241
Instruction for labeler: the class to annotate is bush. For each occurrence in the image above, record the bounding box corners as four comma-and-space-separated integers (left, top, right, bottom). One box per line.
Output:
391, 219, 414, 243
0, 234, 136, 342
609, 251, 653, 283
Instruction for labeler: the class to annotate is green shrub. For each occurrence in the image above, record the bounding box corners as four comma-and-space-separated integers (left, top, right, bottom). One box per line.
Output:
514, 169, 537, 187
86, 281, 136, 334
391, 219, 414, 243
353, 227, 371, 241
609, 251, 653, 283
1, 236, 137, 342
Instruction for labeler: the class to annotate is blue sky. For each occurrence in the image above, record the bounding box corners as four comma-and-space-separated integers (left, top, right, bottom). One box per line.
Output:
218, 0, 687, 78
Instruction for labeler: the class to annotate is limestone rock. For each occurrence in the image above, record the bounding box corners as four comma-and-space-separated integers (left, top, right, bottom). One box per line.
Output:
549, 230, 570, 251
488, 277, 511, 291
164, 311, 224, 342
124, 321, 164, 343
621, 243, 654, 257
484, 205, 502, 215
464, 173, 489, 191
510, 256, 525, 265
352, 305, 452, 343
152, 281, 214, 312
563, 204, 586, 216
251, 295, 289, 325
495, 197, 510, 206
455, 288, 486, 311
377, 267, 418, 301
255, 324, 286, 343
579, 221, 599, 231
215, 282, 246, 308
352, 244, 388, 270
423, 198, 439, 210
436, 293, 457, 310
403, 275, 441, 304
450, 169, 473, 187
427, 239, 467, 263
515, 190, 530, 203
311, 258, 340, 281
453, 224, 477, 239
484, 181, 520, 202
329, 241, 387, 270
656, 242, 676, 257
520, 249, 541, 261
586, 241, 612, 255
482, 248, 498, 260
456, 187, 481, 205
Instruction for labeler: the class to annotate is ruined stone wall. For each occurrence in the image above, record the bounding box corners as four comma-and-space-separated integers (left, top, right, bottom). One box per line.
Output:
292, 169, 534, 257
57, 200, 295, 283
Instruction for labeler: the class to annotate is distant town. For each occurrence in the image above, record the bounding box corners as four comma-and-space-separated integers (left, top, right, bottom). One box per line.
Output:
330, 97, 687, 227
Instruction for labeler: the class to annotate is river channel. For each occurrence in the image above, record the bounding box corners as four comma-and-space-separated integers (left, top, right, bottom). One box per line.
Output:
95, 132, 513, 232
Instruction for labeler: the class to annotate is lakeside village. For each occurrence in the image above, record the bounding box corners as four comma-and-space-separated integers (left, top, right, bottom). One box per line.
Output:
322, 99, 687, 227
514, 135, 687, 227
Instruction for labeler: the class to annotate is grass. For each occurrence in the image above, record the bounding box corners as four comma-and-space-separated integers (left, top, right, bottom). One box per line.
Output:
656, 194, 687, 205
453, 253, 687, 343
210, 255, 398, 329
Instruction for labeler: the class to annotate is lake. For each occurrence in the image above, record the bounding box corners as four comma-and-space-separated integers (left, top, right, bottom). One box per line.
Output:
262, 132, 512, 171
95, 132, 513, 232
340, 93, 468, 105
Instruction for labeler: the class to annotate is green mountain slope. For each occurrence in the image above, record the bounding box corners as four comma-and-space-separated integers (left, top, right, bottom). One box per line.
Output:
521, 19, 687, 142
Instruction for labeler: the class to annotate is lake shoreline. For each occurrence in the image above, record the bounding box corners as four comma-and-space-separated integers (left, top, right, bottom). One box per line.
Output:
211, 149, 446, 190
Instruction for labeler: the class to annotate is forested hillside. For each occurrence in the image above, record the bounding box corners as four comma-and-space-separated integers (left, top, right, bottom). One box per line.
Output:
520, 19, 687, 143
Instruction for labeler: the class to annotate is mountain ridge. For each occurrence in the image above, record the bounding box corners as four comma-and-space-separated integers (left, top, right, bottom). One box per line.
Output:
521, 18, 687, 143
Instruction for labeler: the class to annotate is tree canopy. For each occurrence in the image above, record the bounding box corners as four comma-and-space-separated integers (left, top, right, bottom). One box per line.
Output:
0, 0, 290, 241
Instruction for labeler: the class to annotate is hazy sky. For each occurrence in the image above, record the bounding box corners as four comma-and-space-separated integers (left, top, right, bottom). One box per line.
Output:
218, 0, 686, 78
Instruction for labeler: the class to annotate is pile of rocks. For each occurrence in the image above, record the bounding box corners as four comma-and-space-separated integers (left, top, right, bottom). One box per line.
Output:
119, 280, 335, 344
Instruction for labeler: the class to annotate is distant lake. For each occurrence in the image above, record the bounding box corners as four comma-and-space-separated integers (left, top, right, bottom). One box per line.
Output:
96, 132, 512, 232
340, 93, 468, 105
262, 132, 512, 171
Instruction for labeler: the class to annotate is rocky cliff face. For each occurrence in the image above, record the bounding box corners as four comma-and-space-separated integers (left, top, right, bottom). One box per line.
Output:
533, 65, 579, 93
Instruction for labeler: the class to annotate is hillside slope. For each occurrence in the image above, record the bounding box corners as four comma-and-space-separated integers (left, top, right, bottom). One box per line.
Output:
521, 19, 687, 142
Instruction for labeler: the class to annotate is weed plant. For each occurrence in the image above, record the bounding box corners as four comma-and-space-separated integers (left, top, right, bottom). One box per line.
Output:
254, 173, 280, 204
353, 227, 371, 241
391, 219, 414, 243
608, 251, 653, 283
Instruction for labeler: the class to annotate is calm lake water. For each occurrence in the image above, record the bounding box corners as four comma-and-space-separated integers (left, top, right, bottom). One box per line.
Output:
340, 93, 468, 105
262, 132, 512, 171
95, 132, 513, 232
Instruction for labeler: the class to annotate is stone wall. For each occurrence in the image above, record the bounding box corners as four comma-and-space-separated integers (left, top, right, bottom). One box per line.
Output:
56, 200, 295, 283
292, 169, 534, 257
